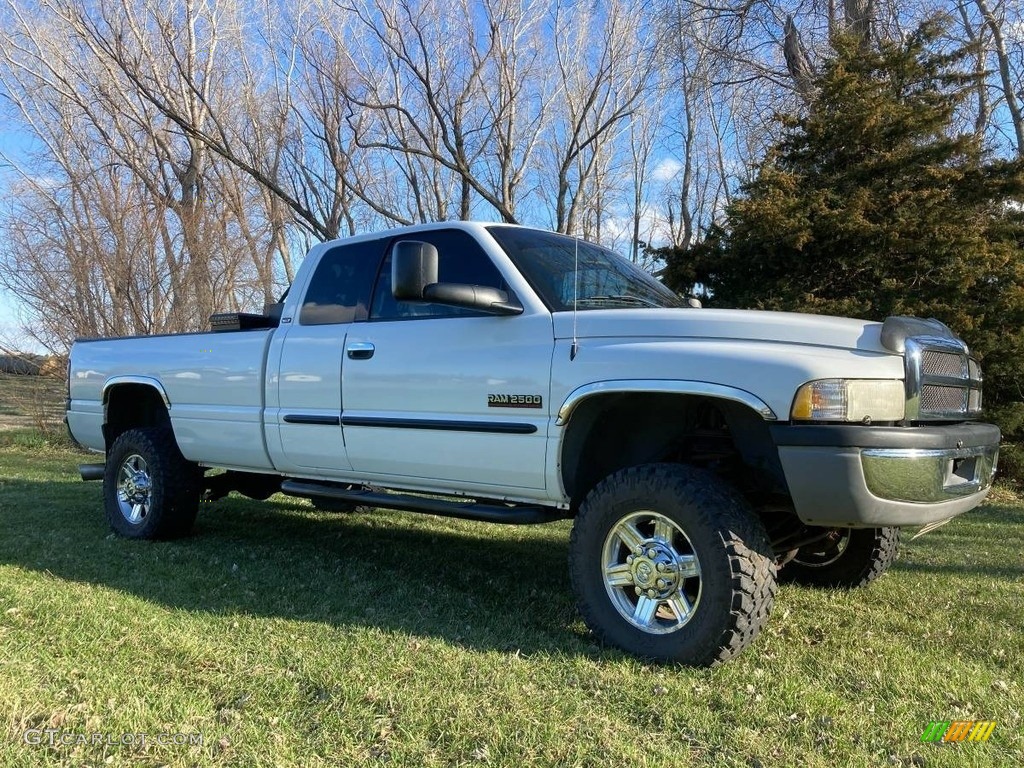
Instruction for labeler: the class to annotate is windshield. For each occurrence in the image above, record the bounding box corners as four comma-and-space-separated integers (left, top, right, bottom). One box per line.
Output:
487, 226, 683, 311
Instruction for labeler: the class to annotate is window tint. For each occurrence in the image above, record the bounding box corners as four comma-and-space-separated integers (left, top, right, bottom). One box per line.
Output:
487, 225, 683, 311
300, 239, 386, 325
370, 229, 508, 320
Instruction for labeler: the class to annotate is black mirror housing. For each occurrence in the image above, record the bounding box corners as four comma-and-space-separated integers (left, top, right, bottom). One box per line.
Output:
423, 283, 522, 315
390, 238, 522, 315
392, 240, 439, 300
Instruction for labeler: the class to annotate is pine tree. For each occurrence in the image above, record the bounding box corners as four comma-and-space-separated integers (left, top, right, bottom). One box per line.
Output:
660, 20, 1024, 438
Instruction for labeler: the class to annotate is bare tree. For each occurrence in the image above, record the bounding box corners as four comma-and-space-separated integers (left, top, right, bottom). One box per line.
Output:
658, 0, 772, 249
956, 1, 992, 140
973, 0, 1024, 157
626, 100, 660, 261
784, 15, 815, 102
0, 0, 283, 345
337, 0, 521, 223
3, 0, 1024, 354
544, 0, 658, 234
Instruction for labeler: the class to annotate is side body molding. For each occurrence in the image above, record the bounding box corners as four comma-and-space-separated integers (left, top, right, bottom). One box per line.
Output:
556, 380, 777, 425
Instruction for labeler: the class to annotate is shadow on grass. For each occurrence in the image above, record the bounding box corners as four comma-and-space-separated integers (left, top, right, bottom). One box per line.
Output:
0, 476, 594, 658
3, 473, 1019, 659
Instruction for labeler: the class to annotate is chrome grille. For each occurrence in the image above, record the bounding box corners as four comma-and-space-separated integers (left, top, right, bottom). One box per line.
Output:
969, 389, 982, 412
906, 336, 982, 421
920, 350, 967, 378
920, 385, 968, 413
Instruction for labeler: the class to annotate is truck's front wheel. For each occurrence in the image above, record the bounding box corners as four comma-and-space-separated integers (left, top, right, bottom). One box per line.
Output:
103, 427, 202, 540
569, 464, 777, 666
781, 527, 899, 588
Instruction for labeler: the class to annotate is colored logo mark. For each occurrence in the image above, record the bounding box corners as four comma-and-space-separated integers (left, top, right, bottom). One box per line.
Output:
921, 720, 996, 743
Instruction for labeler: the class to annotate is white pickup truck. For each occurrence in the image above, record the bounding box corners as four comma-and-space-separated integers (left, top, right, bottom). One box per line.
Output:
66, 222, 999, 665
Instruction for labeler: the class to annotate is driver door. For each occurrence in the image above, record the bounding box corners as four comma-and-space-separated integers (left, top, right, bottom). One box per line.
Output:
340, 228, 553, 490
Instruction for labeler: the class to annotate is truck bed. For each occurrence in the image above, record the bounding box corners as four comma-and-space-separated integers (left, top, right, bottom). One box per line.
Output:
67, 328, 277, 471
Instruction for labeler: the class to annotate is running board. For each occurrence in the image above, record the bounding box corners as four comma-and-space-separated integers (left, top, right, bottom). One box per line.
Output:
280, 480, 568, 525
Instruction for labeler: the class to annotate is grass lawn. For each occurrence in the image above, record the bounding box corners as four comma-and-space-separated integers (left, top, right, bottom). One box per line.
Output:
0, 431, 1021, 767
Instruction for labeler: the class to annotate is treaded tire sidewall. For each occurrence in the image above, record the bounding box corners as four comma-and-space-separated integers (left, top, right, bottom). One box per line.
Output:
782, 527, 900, 589
103, 427, 200, 540
569, 463, 777, 666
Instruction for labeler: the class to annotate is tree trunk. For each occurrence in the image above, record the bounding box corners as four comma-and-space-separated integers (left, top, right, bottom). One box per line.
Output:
975, 0, 1024, 157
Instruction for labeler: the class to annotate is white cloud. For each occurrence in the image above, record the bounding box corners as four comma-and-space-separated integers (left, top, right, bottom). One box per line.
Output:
592, 201, 679, 258
650, 157, 683, 183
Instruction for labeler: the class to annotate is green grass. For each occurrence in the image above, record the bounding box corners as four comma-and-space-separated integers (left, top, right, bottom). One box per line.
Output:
0, 433, 1021, 767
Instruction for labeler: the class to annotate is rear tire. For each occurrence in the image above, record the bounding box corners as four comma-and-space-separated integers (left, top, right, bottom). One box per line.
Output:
781, 527, 899, 588
569, 464, 777, 666
103, 427, 202, 540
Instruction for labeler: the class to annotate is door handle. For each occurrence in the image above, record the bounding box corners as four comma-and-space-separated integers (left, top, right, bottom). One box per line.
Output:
347, 342, 375, 360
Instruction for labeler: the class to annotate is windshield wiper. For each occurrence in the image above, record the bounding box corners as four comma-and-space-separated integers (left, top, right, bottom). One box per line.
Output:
576, 294, 661, 308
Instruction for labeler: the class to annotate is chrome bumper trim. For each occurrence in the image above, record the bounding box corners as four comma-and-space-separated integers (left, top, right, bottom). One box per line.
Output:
862, 445, 998, 504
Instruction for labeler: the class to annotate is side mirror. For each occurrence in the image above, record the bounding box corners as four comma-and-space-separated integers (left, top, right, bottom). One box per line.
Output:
392, 240, 438, 300
390, 239, 523, 316
423, 283, 522, 315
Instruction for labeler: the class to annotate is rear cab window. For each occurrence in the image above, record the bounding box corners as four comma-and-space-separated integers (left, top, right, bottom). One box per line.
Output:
300, 239, 387, 325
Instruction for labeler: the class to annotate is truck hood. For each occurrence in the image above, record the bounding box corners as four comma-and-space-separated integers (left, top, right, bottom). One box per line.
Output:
551, 308, 890, 354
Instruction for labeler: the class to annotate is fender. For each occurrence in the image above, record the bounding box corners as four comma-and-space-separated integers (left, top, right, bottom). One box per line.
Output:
555, 379, 777, 426
102, 375, 171, 415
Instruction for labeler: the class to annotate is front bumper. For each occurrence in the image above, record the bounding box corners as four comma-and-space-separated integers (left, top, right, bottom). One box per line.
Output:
770, 422, 999, 528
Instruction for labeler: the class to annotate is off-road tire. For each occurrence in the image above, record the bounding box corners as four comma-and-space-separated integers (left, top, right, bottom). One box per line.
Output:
781, 527, 900, 588
569, 463, 777, 666
103, 427, 202, 540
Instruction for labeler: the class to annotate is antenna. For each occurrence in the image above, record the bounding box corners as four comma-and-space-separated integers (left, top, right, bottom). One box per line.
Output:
570, 233, 579, 361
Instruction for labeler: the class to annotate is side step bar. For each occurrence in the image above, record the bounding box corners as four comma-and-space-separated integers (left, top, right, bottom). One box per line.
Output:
281, 480, 569, 525
79, 463, 105, 481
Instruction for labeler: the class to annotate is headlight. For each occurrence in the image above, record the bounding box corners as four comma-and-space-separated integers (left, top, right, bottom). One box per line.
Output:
791, 379, 905, 422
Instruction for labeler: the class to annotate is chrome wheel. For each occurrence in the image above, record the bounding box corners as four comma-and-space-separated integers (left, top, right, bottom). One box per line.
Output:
571, 464, 777, 665
781, 527, 899, 588
116, 453, 153, 525
104, 427, 201, 539
601, 510, 702, 635
792, 530, 850, 568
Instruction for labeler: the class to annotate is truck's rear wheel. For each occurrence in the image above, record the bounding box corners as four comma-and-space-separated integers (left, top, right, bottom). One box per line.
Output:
103, 427, 202, 540
569, 464, 777, 666
781, 527, 899, 588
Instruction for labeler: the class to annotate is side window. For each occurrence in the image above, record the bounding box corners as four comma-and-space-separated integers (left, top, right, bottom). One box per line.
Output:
299, 239, 385, 325
370, 229, 509, 320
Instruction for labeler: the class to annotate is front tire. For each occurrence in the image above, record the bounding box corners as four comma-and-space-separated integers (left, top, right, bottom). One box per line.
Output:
569, 464, 777, 666
781, 527, 899, 588
103, 427, 202, 539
